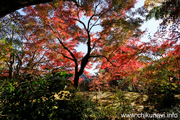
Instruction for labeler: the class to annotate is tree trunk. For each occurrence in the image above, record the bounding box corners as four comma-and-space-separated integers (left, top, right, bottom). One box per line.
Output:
9, 53, 15, 79
73, 54, 90, 88
74, 72, 80, 88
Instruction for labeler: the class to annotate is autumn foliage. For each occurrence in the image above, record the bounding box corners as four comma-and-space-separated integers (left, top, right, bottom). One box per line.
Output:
0, 0, 179, 91
17, 0, 141, 87
1, 0, 180, 119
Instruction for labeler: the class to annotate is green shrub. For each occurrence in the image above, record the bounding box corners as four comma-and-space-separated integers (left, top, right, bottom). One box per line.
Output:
1, 71, 91, 120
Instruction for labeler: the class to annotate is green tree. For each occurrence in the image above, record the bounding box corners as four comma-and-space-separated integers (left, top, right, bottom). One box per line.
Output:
0, 12, 23, 79
145, 0, 180, 24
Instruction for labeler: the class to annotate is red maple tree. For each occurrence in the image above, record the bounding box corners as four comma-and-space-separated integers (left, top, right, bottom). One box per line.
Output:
21, 0, 142, 88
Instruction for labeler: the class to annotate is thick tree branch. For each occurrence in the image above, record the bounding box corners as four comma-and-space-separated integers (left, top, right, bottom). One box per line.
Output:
78, 28, 92, 75
72, 17, 92, 75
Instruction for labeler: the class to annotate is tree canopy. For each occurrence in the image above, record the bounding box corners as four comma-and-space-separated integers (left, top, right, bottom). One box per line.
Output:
17, 0, 142, 88
145, 0, 180, 24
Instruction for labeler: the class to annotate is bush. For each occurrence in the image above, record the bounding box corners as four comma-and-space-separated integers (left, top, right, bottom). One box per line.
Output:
1, 71, 93, 120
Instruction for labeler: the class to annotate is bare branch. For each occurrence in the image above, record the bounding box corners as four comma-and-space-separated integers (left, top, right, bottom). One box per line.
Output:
90, 55, 117, 67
